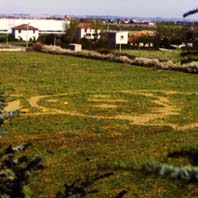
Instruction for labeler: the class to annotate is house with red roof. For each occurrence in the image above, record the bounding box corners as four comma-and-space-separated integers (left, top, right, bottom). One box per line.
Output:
128, 30, 158, 48
78, 22, 101, 40
12, 24, 39, 41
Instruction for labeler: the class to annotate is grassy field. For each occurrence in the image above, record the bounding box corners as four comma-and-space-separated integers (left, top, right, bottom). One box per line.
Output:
0, 51, 198, 197
119, 49, 182, 62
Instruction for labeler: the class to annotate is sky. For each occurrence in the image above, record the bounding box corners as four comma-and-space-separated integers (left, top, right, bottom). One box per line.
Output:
0, 0, 198, 19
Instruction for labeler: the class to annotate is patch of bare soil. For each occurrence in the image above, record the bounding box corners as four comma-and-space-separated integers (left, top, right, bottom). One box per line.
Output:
5, 100, 21, 112
94, 104, 118, 109
91, 95, 112, 98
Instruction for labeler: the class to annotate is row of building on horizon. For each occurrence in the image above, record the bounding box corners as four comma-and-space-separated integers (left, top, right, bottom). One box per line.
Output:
0, 17, 155, 42
0, 17, 197, 49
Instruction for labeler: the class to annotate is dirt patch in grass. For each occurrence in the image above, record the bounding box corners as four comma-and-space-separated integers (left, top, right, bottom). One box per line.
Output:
5, 100, 21, 112
91, 94, 112, 98
94, 104, 118, 109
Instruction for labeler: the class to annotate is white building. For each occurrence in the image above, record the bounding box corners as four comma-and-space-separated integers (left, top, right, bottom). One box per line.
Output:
0, 18, 69, 34
12, 24, 39, 41
107, 31, 129, 45
78, 23, 101, 40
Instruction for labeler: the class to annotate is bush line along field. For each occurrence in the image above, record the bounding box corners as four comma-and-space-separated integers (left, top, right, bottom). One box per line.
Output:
40, 45, 198, 74
0, 51, 198, 197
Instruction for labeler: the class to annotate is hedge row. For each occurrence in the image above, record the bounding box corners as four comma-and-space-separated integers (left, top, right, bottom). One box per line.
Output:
39, 44, 198, 74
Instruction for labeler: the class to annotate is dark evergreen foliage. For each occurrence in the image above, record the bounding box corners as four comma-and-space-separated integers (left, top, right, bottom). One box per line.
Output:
0, 144, 43, 198
56, 172, 113, 198
181, 9, 198, 62
183, 8, 198, 18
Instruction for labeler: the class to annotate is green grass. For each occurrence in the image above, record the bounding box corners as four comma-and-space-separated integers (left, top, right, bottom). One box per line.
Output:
0, 40, 33, 47
119, 49, 182, 62
0, 51, 197, 197
165, 94, 198, 126
38, 93, 158, 116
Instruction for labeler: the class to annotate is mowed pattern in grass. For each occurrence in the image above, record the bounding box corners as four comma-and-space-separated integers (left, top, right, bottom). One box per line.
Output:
0, 52, 198, 197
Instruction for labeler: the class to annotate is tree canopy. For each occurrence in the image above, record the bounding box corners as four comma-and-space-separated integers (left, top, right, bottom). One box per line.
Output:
65, 18, 80, 43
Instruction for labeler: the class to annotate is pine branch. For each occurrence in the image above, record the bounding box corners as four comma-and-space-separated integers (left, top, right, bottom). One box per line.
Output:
183, 8, 198, 18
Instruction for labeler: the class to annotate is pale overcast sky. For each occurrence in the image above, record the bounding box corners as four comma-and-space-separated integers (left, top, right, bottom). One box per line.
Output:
1, 0, 197, 18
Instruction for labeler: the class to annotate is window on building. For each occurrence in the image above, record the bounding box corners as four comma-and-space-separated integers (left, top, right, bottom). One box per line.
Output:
33, 30, 35, 34
18, 30, 21, 33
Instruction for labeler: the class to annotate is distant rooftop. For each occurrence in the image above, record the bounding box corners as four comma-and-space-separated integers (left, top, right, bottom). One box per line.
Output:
78, 22, 92, 29
12, 24, 39, 30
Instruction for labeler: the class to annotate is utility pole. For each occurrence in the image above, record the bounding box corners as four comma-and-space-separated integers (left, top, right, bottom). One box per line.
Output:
119, 22, 122, 54
53, 34, 56, 48
6, 30, 9, 46
6, 20, 9, 46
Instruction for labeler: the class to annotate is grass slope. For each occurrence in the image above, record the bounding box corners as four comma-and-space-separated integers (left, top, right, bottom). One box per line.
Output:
0, 52, 197, 197
119, 49, 182, 62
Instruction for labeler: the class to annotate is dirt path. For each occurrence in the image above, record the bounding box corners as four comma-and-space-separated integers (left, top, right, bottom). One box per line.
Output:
5, 100, 21, 112
7, 90, 198, 131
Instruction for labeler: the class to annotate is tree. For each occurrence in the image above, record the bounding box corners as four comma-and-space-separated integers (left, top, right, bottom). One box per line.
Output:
183, 7, 198, 46
181, 8, 198, 63
65, 18, 80, 44
157, 22, 183, 47
89, 19, 104, 31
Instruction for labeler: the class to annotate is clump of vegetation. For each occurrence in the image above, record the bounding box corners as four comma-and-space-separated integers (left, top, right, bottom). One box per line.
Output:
181, 49, 198, 63
0, 143, 43, 198
131, 57, 161, 67
32, 42, 43, 52
142, 148, 198, 183
168, 148, 198, 166
56, 172, 113, 198
142, 160, 198, 183
97, 49, 136, 59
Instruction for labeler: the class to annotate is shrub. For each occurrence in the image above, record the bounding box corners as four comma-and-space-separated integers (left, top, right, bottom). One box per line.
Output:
131, 57, 161, 68
32, 42, 43, 52
142, 160, 198, 183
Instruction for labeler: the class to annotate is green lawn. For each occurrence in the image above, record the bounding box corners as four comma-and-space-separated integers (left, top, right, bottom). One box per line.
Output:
0, 52, 198, 197
119, 49, 182, 62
